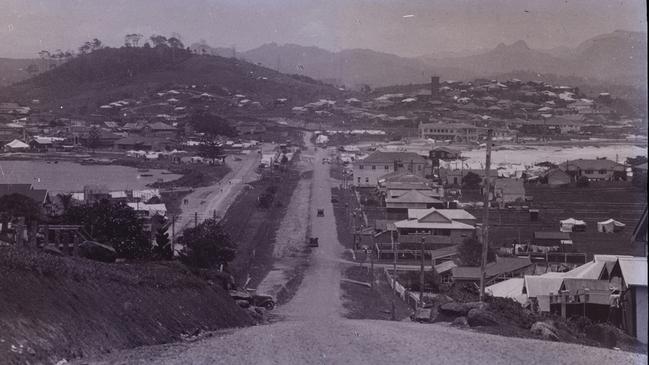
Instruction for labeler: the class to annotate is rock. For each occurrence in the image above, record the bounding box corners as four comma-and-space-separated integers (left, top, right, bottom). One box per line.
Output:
530, 321, 559, 341
412, 307, 434, 323
439, 302, 470, 317
467, 308, 499, 327
451, 316, 469, 328
439, 301, 487, 317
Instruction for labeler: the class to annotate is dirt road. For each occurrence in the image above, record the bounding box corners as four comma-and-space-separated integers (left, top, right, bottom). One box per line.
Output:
88, 139, 646, 365
171, 147, 264, 240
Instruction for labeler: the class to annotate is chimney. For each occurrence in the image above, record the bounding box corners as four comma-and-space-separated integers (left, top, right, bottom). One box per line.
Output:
431, 76, 440, 100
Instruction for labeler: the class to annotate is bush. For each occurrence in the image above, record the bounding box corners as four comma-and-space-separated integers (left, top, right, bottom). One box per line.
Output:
400, 269, 440, 293
178, 219, 236, 269
576, 176, 589, 187
458, 237, 495, 266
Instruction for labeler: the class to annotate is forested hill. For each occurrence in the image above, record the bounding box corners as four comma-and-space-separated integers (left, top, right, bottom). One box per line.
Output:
0, 46, 343, 111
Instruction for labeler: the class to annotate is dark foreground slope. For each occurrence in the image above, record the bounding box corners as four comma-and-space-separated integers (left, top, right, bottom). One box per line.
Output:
0, 248, 252, 365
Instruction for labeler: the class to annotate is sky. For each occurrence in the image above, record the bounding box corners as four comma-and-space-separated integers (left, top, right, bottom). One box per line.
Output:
0, 0, 646, 59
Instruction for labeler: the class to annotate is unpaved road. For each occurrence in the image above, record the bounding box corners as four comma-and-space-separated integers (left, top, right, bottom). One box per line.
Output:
172, 146, 266, 239
88, 138, 646, 365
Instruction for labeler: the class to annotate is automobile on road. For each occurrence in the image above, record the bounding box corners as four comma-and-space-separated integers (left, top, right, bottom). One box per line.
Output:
229, 290, 276, 310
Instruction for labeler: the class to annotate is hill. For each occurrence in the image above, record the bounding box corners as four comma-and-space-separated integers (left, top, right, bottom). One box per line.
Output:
429, 40, 566, 77
0, 58, 39, 87
572, 30, 647, 88
237, 43, 466, 88
0, 47, 343, 111
224, 30, 647, 90
0, 247, 253, 364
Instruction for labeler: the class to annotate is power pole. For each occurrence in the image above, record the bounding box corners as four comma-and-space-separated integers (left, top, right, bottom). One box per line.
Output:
370, 237, 375, 290
479, 129, 493, 302
171, 215, 176, 256
419, 236, 425, 307
391, 229, 397, 320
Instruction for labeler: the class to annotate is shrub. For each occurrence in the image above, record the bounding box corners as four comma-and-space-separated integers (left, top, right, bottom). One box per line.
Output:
178, 219, 236, 269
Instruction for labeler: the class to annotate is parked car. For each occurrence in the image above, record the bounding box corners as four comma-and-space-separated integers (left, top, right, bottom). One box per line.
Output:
308, 237, 319, 247
317, 209, 324, 217
330, 197, 338, 203
229, 289, 276, 310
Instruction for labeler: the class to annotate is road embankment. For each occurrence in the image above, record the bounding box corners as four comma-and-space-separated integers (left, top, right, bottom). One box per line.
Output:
0, 248, 253, 365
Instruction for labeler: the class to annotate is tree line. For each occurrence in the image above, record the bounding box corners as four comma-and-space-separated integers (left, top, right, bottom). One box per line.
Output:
29, 33, 189, 75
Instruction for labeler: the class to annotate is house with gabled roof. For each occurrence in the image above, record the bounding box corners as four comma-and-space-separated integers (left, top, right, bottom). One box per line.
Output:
559, 158, 626, 181
393, 208, 475, 249
143, 121, 177, 138
385, 189, 444, 212
352, 151, 429, 187
611, 256, 648, 344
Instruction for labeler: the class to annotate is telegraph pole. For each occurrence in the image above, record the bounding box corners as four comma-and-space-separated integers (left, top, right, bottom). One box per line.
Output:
370, 236, 375, 290
391, 229, 397, 320
419, 236, 425, 307
171, 215, 176, 257
479, 129, 493, 302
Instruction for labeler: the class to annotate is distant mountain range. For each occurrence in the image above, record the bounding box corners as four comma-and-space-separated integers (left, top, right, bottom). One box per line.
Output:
0, 30, 645, 93
191, 30, 647, 90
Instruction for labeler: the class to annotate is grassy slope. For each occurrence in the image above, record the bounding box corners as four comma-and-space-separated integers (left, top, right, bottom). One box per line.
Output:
0, 248, 253, 364
0, 47, 343, 112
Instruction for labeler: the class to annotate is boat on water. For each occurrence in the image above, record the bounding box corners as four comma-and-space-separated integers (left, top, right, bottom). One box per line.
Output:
140, 174, 153, 177
137, 168, 150, 172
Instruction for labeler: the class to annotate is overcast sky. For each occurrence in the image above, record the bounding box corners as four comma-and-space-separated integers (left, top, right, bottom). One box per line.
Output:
1, 0, 646, 59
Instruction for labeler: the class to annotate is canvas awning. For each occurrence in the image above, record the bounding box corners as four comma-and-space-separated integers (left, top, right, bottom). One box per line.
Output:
560, 218, 586, 232
597, 219, 626, 233
4, 139, 29, 149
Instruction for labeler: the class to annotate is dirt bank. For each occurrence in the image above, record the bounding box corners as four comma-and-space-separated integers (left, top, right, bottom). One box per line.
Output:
0, 248, 252, 365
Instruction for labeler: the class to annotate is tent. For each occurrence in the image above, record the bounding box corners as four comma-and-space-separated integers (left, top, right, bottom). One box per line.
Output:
4, 139, 29, 152
597, 219, 626, 233
560, 218, 587, 232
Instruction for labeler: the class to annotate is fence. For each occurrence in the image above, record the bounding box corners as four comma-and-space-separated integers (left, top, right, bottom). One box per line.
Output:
384, 268, 420, 309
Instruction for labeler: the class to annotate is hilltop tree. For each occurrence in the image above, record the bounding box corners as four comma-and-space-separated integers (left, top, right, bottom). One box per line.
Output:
167, 37, 184, 49
124, 33, 143, 47
178, 218, 236, 269
150, 35, 169, 48
78, 42, 91, 55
